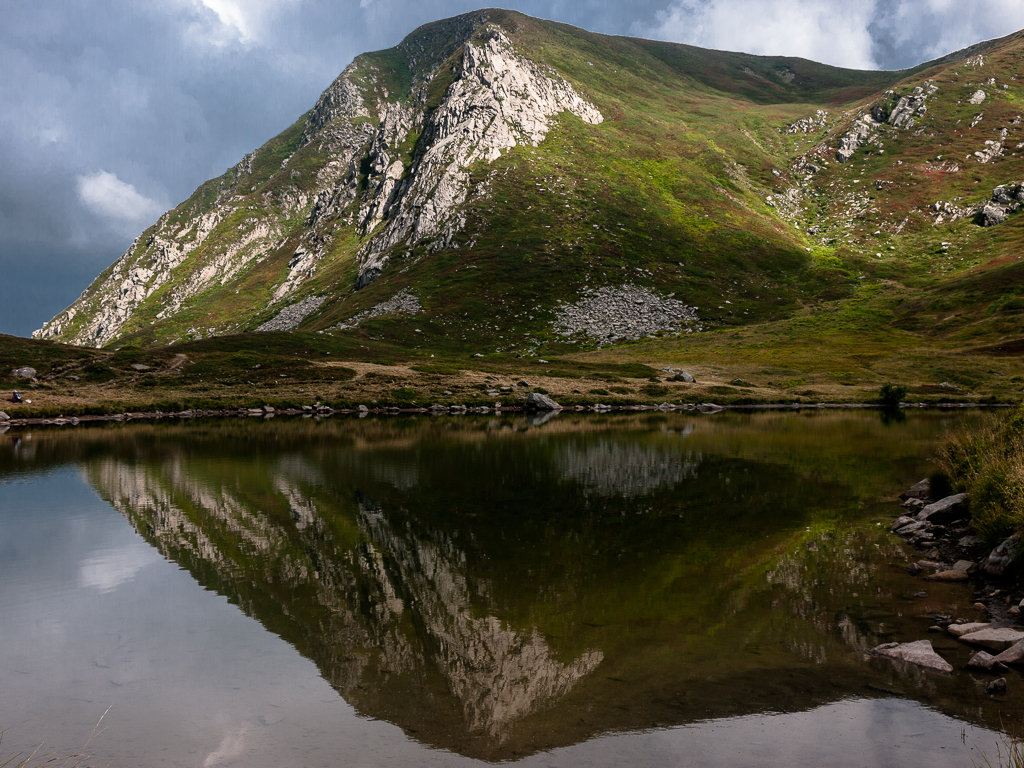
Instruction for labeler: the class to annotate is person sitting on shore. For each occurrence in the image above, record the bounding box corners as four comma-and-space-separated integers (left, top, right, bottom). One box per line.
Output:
11, 391, 22, 403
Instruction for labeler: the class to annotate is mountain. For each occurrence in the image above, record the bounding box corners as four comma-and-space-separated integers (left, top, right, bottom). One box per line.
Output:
31, 10, 1024, 376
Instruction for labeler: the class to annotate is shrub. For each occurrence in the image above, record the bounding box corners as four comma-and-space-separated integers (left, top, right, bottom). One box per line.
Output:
878, 382, 909, 405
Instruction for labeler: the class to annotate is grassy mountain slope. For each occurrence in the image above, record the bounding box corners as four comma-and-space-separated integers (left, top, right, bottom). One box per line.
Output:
12, 10, 1024, 411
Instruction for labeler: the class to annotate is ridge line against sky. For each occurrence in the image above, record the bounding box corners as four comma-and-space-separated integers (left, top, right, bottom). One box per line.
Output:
3, 0, 1024, 338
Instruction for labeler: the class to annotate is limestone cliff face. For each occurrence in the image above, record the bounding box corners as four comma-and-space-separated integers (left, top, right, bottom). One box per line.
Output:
34, 13, 602, 348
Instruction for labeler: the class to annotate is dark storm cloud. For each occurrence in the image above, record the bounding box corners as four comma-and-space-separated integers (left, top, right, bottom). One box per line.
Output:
3, 0, 1024, 336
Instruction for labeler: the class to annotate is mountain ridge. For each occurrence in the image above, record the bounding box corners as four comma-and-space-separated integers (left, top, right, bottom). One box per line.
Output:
29, 8, 1024, 388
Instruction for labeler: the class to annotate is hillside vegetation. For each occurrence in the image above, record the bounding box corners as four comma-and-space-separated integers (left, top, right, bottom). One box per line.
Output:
7, 10, 1024, 412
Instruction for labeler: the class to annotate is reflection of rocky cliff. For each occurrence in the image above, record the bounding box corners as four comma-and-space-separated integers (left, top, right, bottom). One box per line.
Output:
552, 439, 699, 498
88, 454, 602, 746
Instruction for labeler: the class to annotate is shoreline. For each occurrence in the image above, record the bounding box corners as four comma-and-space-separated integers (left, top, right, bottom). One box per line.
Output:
0, 400, 1010, 431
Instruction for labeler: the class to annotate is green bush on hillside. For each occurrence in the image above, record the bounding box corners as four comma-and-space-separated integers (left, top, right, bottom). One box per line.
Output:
878, 382, 908, 406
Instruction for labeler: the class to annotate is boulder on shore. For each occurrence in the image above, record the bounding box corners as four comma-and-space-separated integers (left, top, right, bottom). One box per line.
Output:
900, 479, 930, 500
924, 569, 970, 582
526, 392, 562, 411
871, 640, 953, 674
917, 493, 969, 524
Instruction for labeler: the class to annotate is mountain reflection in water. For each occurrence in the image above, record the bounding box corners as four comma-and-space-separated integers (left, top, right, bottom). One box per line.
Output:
3, 411, 1020, 762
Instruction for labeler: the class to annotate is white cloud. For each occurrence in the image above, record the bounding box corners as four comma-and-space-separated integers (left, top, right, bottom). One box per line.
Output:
883, 0, 1024, 64
183, 0, 302, 45
77, 170, 162, 224
79, 543, 163, 593
636, 0, 880, 70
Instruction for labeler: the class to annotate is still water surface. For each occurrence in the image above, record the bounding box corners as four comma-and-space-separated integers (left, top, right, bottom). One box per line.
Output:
0, 411, 1019, 767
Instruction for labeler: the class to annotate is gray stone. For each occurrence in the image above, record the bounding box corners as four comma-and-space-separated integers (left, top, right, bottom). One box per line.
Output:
901, 478, 930, 500
969, 89, 987, 105
891, 515, 916, 531
917, 493, 969, 524
10, 367, 36, 379
870, 640, 953, 674
676, 370, 696, 383
951, 560, 977, 573
983, 533, 1023, 576
0, 411, 8, 421
967, 651, 1007, 672
902, 497, 926, 513
948, 622, 991, 638
526, 392, 562, 411
958, 627, 1024, 652
994, 639, 1024, 664
130, 363, 151, 371
896, 520, 928, 536
924, 569, 970, 582
993, 186, 1014, 204
979, 203, 1007, 227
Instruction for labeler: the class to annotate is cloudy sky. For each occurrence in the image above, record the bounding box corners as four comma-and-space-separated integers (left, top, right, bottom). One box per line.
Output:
3, 0, 1024, 338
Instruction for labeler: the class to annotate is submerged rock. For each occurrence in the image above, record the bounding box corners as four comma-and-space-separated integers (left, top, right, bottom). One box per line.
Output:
870, 640, 953, 673
985, 678, 1007, 695
924, 569, 970, 582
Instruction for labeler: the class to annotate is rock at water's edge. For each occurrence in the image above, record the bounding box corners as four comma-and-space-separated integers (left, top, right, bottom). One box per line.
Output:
526, 392, 562, 411
870, 640, 953, 674
901, 479, 930, 500
968, 651, 1008, 672
0, 411, 8, 421
917, 493, 969, 524
994, 639, 1024, 665
958, 627, 1024, 652
947, 622, 991, 638
924, 569, 970, 582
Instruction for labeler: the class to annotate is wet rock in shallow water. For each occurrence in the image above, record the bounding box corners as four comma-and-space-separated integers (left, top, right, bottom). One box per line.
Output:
951, 560, 977, 573
526, 392, 562, 411
905, 562, 924, 576
917, 493, 969, 524
994, 639, 1024, 664
983, 533, 1023, 576
986, 678, 1007, 695
957, 627, 1024, 652
896, 520, 928, 536
870, 640, 953, 674
947, 622, 991, 638
901, 479, 930, 500
892, 515, 916, 531
924, 569, 970, 582
968, 651, 1008, 672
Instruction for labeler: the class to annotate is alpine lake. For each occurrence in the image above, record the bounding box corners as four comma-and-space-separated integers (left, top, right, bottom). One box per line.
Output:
1, 409, 1021, 768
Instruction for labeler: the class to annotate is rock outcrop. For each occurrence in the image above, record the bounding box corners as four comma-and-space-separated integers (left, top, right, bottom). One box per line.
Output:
34, 14, 602, 348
